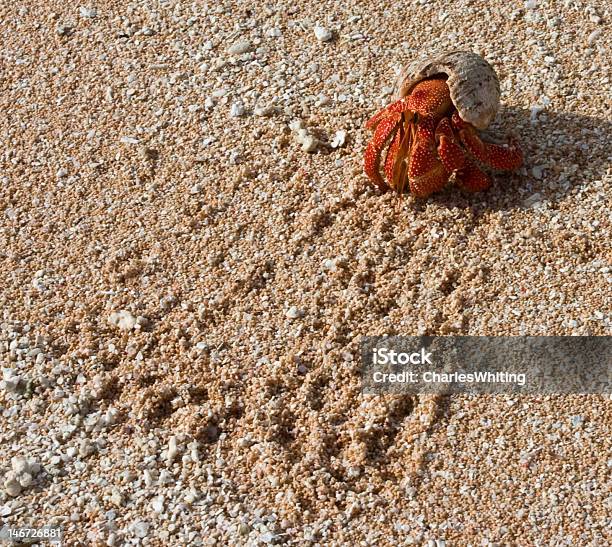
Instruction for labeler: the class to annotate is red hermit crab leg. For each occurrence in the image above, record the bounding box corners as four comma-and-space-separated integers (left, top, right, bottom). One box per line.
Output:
365, 97, 411, 130
435, 117, 466, 173
363, 111, 403, 190
391, 120, 414, 194
383, 124, 403, 187
365, 106, 392, 131
436, 116, 492, 192
406, 117, 449, 198
451, 112, 523, 171
455, 160, 492, 193
436, 116, 492, 193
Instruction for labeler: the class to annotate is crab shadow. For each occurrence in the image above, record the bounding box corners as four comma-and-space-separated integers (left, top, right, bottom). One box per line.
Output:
410, 105, 611, 216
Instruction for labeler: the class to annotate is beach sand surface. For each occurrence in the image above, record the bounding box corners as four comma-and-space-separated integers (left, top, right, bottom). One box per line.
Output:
0, 1, 610, 544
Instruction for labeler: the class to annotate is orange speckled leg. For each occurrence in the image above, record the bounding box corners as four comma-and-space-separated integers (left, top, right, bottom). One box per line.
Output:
435, 117, 466, 173
392, 121, 414, 194
365, 97, 409, 130
407, 117, 450, 198
455, 159, 492, 192
452, 112, 523, 170
383, 124, 403, 187
363, 112, 402, 190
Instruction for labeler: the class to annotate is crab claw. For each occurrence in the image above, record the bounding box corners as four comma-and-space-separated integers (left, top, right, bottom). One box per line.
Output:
404, 79, 453, 119
451, 112, 523, 171
363, 111, 403, 190
366, 78, 451, 131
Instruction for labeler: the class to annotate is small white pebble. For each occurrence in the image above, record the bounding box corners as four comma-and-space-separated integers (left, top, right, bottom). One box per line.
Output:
18, 473, 33, 488
103, 407, 117, 427
286, 306, 302, 319
56, 23, 72, 36
79, 439, 95, 457
346, 466, 361, 478
79, 6, 97, 18
538, 95, 551, 107
260, 532, 277, 544
230, 102, 245, 117
531, 165, 544, 179
323, 259, 337, 271
11, 456, 30, 475
4, 476, 22, 497
150, 496, 165, 513
313, 26, 333, 42
167, 436, 179, 463
108, 310, 137, 331
1, 370, 20, 393
254, 104, 277, 117
227, 39, 252, 55
315, 95, 330, 106
143, 469, 155, 487
158, 469, 172, 485
32, 277, 46, 292
300, 134, 319, 153
523, 193, 543, 208
110, 491, 123, 507
530, 104, 544, 123
289, 119, 304, 132
132, 521, 149, 538
331, 130, 347, 149
266, 27, 282, 38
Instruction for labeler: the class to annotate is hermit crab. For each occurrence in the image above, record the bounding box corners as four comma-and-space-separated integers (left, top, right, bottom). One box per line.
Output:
364, 51, 523, 197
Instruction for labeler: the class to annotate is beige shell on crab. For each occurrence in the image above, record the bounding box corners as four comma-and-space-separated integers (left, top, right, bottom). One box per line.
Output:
394, 50, 500, 130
